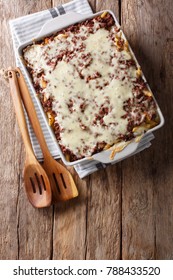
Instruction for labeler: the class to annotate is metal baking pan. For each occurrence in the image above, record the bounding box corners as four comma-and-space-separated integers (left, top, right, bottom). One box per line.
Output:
17, 10, 164, 166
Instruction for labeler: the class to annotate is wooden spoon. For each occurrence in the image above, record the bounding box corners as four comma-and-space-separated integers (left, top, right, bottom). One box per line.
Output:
16, 68, 78, 202
8, 70, 52, 208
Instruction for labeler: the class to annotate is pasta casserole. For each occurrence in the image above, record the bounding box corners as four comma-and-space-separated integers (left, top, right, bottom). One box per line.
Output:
23, 12, 160, 161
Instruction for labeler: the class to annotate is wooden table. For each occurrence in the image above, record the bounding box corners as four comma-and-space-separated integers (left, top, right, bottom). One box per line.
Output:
0, 0, 173, 260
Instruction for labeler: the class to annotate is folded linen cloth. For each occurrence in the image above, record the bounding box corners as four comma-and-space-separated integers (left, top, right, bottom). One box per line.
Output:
9, 0, 154, 178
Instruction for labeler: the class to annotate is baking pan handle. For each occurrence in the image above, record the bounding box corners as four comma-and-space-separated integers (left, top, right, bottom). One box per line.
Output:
37, 12, 93, 38
91, 141, 140, 164
91, 132, 155, 164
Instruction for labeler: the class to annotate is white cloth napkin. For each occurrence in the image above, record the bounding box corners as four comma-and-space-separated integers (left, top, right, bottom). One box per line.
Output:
9, 0, 154, 178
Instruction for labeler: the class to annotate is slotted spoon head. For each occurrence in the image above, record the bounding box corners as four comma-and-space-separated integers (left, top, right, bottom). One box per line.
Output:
24, 160, 52, 208
6, 68, 52, 208
42, 158, 78, 202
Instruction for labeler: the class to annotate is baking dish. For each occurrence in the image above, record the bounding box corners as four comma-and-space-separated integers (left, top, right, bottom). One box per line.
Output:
17, 10, 164, 166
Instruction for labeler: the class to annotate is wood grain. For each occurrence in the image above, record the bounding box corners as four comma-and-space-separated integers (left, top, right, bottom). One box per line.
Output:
96, 0, 120, 21
0, 0, 173, 260
83, 0, 121, 260
0, 0, 54, 260
121, 0, 173, 259
50, 0, 95, 260
0, 0, 24, 260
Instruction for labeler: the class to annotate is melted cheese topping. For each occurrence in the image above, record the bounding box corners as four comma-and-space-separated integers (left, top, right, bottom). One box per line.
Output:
23, 17, 156, 159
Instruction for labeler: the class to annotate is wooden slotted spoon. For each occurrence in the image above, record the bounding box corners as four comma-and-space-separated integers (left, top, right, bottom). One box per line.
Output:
16, 68, 78, 202
8, 70, 52, 208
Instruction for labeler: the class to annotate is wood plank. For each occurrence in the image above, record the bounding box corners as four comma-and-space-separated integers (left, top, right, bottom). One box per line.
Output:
52, 0, 96, 11
52, 171, 88, 260
0, 2, 18, 259
152, 4, 173, 259
84, 0, 121, 260
0, 0, 54, 260
51, 0, 96, 261
121, 0, 173, 259
85, 165, 122, 260
96, 0, 120, 21
14, 0, 54, 260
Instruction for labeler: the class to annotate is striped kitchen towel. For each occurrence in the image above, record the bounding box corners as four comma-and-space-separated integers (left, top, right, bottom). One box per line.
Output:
9, 0, 154, 178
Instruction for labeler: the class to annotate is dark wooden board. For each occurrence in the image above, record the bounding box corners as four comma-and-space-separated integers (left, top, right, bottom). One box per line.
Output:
121, 0, 173, 259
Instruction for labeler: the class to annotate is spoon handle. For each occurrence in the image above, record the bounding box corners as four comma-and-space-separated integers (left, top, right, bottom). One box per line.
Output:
8, 70, 34, 157
16, 68, 52, 160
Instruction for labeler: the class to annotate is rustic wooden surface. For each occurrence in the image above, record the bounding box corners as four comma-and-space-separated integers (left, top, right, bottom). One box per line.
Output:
0, 0, 172, 260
